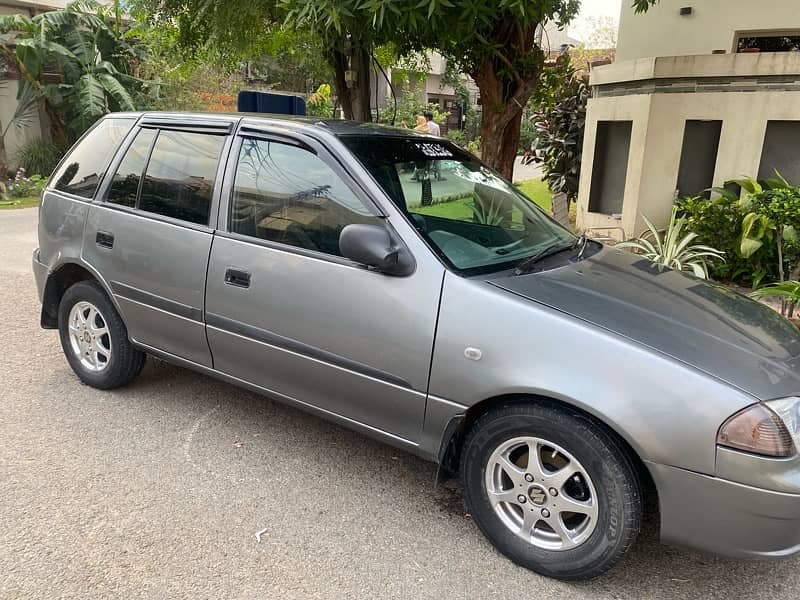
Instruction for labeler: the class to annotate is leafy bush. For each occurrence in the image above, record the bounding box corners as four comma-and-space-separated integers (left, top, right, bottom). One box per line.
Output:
676, 194, 781, 286
447, 129, 467, 147
617, 206, 725, 279
6, 168, 46, 198
531, 54, 588, 206
375, 79, 448, 129
14, 138, 64, 176
751, 281, 800, 319
306, 84, 333, 118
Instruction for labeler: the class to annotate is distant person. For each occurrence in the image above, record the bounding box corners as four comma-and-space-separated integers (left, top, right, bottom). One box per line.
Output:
424, 111, 441, 136
414, 115, 429, 133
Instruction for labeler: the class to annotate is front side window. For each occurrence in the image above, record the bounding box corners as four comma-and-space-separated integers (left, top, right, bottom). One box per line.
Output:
230, 138, 382, 257
51, 118, 134, 198
139, 130, 224, 225
342, 136, 575, 275
106, 128, 156, 208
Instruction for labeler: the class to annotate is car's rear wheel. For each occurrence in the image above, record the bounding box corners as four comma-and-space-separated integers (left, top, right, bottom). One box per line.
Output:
58, 280, 145, 389
460, 402, 641, 580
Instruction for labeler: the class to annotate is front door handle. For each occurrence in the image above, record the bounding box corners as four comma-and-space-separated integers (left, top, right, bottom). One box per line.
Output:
224, 267, 251, 288
96, 231, 114, 249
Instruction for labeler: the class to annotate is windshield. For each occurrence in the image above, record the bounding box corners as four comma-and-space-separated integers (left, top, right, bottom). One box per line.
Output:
342, 136, 575, 275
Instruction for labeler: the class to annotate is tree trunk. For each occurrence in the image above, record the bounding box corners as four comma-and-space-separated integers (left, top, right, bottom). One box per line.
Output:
469, 24, 542, 181
479, 108, 523, 180
0, 132, 8, 180
473, 73, 531, 181
330, 45, 372, 122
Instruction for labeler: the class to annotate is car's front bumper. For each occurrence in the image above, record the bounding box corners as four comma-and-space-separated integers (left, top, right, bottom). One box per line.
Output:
32, 248, 48, 303
649, 461, 800, 559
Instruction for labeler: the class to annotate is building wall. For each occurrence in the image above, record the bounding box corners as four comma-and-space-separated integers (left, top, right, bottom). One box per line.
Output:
577, 53, 800, 239
617, 0, 800, 61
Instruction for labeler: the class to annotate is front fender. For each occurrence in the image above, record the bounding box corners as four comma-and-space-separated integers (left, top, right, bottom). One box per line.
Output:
427, 272, 757, 476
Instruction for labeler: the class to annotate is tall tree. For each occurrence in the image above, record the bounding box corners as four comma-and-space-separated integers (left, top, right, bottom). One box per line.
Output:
138, 1, 658, 178
379, 0, 657, 179
138, 0, 376, 121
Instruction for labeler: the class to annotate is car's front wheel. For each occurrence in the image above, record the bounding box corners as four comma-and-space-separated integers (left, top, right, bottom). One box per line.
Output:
460, 402, 642, 580
58, 280, 145, 389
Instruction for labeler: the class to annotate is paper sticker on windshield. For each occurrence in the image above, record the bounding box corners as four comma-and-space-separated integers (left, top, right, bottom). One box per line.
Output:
416, 143, 453, 158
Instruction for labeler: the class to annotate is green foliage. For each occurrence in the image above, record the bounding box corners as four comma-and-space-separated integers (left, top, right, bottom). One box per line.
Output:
617, 206, 725, 279
306, 83, 333, 118
375, 79, 448, 127
447, 129, 467, 147
0, 1, 143, 141
676, 194, 780, 286
6, 167, 46, 197
13, 138, 64, 176
137, 0, 659, 174
751, 281, 800, 305
737, 173, 800, 295
531, 54, 588, 203
470, 198, 505, 226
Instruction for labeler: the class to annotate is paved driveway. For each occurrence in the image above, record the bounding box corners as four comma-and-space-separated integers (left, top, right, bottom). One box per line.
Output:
1, 207, 798, 599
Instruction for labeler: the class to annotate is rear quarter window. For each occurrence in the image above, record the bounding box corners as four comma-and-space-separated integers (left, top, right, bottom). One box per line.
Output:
50, 118, 135, 199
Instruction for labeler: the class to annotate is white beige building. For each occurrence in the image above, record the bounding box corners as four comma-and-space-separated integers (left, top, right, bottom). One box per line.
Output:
576, 0, 800, 239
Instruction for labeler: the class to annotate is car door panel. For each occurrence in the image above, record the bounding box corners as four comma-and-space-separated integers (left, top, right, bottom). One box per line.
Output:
82, 122, 233, 367
205, 234, 442, 442
84, 207, 214, 366
205, 133, 444, 442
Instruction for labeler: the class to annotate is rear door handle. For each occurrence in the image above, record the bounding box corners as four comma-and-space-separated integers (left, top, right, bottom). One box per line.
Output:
224, 267, 251, 288
96, 231, 114, 249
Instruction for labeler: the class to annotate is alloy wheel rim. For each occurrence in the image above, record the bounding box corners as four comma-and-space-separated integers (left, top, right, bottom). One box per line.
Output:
67, 301, 112, 372
485, 436, 599, 551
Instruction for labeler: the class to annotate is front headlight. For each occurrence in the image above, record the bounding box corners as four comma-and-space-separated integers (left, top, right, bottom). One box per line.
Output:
717, 398, 800, 458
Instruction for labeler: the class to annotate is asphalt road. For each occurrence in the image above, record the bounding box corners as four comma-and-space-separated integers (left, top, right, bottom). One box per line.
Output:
2, 206, 799, 599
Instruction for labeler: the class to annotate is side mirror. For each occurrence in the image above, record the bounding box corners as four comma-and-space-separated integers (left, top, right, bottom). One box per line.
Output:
339, 224, 415, 276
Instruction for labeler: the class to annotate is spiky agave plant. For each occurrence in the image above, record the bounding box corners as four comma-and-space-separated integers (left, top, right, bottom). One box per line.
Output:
470, 198, 505, 226
617, 206, 725, 279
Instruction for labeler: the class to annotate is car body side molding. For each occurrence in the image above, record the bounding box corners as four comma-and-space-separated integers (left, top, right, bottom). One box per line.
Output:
205, 311, 414, 391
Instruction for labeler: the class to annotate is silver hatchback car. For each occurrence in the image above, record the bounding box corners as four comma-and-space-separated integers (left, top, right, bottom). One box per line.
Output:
33, 112, 800, 580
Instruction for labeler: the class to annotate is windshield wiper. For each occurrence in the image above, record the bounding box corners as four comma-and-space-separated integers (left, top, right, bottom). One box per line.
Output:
513, 241, 575, 275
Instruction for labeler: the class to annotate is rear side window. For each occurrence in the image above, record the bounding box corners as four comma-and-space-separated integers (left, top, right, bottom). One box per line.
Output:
106, 128, 156, 208
51, 118, 134, 198
138, 130, 224, 225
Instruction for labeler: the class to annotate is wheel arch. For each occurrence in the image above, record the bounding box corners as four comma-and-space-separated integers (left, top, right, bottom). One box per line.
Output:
437, 393, 658, 513
41, 261, 117, 329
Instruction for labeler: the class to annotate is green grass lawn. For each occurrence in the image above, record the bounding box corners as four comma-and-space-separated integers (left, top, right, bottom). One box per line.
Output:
0, 195, 39, 210
515, 179, 553, 212
414, 178, 553, 221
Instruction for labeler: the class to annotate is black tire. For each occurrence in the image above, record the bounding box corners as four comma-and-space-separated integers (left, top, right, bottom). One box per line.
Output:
460, 401, 641, 580
58, 280, 145, 389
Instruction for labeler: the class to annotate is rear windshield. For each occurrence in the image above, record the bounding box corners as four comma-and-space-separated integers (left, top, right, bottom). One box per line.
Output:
342, 136, 574, 275
51, 117, 134, 199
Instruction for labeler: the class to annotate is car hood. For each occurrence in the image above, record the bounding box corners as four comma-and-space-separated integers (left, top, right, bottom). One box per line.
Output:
490, 246, 800, 401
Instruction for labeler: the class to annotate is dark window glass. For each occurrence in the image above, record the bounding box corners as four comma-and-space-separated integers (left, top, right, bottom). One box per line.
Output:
106, 128, 156, 208
677, 120, 722, 199
737, 34, 800, 53
51, 118, 134, 198
758, 121, 800, 186
231, 138, 381, 256
138, 130, 224, 225
588, 121, 632, 216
